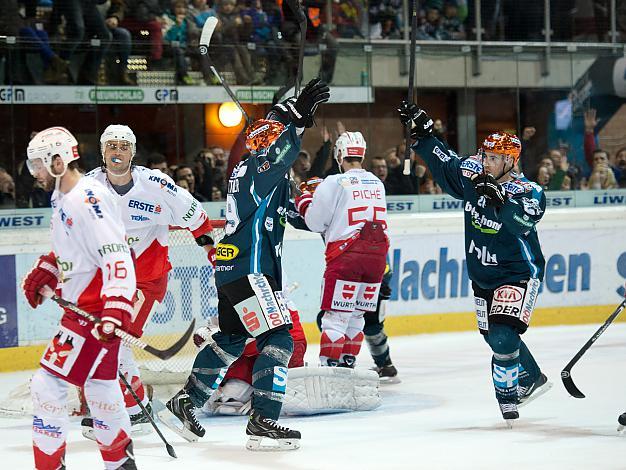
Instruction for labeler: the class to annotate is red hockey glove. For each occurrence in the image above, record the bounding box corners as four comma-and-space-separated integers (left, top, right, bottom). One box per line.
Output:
206, 246, 216, 268
92, 297, 132, 342
22, 252, 59, 309
295, 192, 313, 217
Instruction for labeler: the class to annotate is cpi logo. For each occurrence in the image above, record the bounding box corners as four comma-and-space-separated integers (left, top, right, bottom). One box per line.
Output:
155, 89, 178, 101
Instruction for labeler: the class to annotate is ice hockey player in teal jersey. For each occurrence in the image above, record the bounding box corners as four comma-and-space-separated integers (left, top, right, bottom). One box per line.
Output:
158, 78, 330, 450
398, 101, 552, 425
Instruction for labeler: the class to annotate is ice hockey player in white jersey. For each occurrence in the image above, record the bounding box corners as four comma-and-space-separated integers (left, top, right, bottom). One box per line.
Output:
22, 127, 138, 469
84, 125, 215, 435
296, 131, 390, 367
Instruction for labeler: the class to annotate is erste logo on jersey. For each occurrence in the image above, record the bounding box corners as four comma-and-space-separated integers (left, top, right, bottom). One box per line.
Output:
84, 189, 103, 219
128, 199, 162, 214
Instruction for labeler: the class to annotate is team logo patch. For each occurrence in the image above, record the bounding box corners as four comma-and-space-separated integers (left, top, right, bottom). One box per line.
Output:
521, 197, 543, 216
433, 146, 451, 162
272, 366, 288, 393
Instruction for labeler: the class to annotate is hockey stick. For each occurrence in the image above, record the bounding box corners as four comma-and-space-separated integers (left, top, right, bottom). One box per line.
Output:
402, 0, 418, 176
199, 16, 251, 126
40, 287, 195, 361
285, 0, 307, 96
118, 372, 177, 458
561, 298, 626, 398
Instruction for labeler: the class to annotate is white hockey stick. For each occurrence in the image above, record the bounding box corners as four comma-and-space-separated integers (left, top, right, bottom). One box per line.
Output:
199, 17, 251, 125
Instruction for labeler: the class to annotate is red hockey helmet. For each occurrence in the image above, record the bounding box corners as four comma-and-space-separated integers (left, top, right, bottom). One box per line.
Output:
481, 132, 522, 164
245, 119, 285, 154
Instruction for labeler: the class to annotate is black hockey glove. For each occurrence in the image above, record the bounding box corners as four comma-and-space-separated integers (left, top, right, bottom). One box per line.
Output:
397, 100, 434, 140
287, 78, 331, 128
471, 173, 506, 207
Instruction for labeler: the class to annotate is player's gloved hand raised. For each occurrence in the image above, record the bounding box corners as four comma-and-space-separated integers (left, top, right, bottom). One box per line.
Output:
295, 192, 313, 217
193, 325, 212, 349
91, 297, 131, 342
22, 252, 59, 309
471, 173, 506, 207
288, 78, 331, 128
397, 101, 434, 140
299, 177, 323, 194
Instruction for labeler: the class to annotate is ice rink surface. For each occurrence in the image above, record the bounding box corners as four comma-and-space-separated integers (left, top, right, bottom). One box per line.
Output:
1, 323, 625, 469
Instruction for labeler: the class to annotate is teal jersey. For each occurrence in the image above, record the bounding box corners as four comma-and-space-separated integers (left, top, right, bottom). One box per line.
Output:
215, 123, 307, 288
413, 136, 546, 289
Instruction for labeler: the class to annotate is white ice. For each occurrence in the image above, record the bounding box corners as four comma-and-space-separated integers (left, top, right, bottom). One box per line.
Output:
1, 324, 625, 469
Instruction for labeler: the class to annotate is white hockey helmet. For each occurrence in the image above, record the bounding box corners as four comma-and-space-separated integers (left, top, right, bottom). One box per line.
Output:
100, 124, 136, 157
334, 131, 366, 164
26, 126, 79, 178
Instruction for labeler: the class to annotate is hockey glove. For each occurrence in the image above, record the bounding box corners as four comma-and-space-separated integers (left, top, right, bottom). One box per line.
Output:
22, 252, 59, 309
287, 78, 331, 128
295, 192, 313, 217
207, 246, 216, 268
193, 325, 212, 348
471, 173, 506, 207
397, 101, 434, 140
299, 177, 324, 195
92, 297, 132, 342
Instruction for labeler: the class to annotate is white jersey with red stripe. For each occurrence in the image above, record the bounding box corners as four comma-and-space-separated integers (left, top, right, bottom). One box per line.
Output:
86, 166, 212, 282
50, 176, 136, 312
304, 168, 388, 245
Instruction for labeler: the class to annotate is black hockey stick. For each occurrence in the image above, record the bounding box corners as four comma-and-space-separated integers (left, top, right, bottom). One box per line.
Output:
40, 287, 195, 361
199, 17, 251, 125
118, 372, 177, 458
403, 0, 418, 176
561, 298, 626, 398
285, 0, 307, 96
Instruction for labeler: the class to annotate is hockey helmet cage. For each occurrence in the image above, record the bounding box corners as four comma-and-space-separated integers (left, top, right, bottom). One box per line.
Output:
245, 119, 285, 154
26, 126, 79, 177
334, 131, 367, 163
481, 132, 521, 164
100, 124, 137, 157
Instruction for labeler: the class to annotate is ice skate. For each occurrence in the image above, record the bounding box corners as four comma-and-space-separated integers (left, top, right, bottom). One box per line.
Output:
373, 362, 400, 384
338, 355, 356, 368
157, 390, 205, 442
518, 373, 552, 408
618, 413, 626, 434
245, 411, 300, 451
499, 402, 519, 428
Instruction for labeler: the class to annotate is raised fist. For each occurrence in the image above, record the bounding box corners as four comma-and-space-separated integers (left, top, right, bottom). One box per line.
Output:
288, 78, 331, 128
397, 100, 433, 140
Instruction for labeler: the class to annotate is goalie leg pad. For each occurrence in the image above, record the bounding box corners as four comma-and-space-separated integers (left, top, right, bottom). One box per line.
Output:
187, 331, 247, 407
281, 366, 381, 416
31, 369, 69, 470
251, 328, 293, 420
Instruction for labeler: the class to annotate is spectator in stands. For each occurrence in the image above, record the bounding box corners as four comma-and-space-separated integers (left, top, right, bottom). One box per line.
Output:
441, 2, 466, 40
193, 149, 215, 201
302, 0, 338, 83
331, 0, 364, 38
292, 151, 312, 186
539, 156, 555, 178
586, 150, 618, 190
549, 146, 581, 190
614, 148, 626, 188
368, 0, 402, 39
121, 0, 166, 65
386, 141, 426, 194
188, 0, 216, 28
215, 0, 258, 85
416, 7, 446, 40
420, 176, 442, 194
176, 164, 207, 201
14, 158, 51, 208
102, 0, 135, 85
162, 0, 196, 85
370, 156, 393, 192
51, 0, 112, 84
212, 185, 223, 201
146, 152, 170, 175
208, 145, 228, 194
0, 167, 16, 208
535, 162, 551, 190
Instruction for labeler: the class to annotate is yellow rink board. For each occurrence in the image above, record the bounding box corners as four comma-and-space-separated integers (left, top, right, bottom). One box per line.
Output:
0, 303, 621, 373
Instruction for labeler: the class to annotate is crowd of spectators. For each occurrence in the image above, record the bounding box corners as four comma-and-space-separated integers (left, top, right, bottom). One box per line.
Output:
4, 0, 622, 87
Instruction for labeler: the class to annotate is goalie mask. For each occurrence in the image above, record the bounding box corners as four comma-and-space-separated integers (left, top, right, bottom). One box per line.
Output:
245, 119, 285, 154
26, 126, 79, 178
334, 131, 367, 165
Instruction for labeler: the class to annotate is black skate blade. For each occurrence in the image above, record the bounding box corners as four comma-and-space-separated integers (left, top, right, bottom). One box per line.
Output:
156, 406, 200, 443
246, 435, 301, 451
518, 380, 553, 408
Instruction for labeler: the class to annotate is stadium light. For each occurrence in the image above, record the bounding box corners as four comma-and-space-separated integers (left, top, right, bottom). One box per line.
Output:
218, 102, 243, 128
